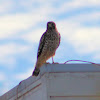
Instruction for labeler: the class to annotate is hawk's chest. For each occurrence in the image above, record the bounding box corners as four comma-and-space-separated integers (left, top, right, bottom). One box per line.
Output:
45, 31, 60, 48
46, 31, 59, 41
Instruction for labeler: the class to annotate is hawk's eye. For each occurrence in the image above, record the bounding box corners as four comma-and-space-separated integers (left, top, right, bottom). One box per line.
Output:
52, 23, 55, 29
48, 23, 52, 27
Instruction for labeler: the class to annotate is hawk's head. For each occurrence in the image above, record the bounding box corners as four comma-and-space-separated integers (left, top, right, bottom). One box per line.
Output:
47, 21, 56, 30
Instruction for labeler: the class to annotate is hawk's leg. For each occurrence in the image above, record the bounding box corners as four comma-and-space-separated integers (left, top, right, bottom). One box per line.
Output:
52, 57, 54, 63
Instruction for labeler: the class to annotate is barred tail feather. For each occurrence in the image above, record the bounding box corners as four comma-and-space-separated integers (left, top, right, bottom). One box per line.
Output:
32, 67, 40, 76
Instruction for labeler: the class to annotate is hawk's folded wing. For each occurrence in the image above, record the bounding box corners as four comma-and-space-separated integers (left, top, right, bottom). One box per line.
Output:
37, 32, 47, 58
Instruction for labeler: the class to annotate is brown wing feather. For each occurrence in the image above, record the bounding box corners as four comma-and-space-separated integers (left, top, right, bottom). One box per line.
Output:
37, 32, 47, 58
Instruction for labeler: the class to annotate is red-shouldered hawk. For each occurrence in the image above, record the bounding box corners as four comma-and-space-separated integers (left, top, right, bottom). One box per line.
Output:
32, 21, 61, 76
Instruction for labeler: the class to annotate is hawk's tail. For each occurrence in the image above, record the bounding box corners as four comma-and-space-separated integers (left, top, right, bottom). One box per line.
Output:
32, 67, 40, 76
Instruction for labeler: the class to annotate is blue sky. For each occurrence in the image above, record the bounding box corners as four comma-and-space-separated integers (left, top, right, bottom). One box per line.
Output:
0, 0, 100, 95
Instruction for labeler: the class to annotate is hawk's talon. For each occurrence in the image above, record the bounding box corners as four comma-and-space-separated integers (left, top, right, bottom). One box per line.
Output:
45, 62, 50, 64
52, 62, 59, 64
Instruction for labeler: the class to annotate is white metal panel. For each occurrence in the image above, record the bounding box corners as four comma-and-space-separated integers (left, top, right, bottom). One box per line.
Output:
50, 96, 100, 100
47, 73, 100, 96
20, 85, 42, 100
